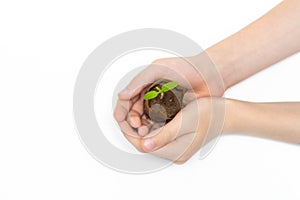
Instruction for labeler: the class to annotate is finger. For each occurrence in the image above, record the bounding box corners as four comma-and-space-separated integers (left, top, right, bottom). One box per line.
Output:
151, 131, 215, 164
119, 121, 140, 138
113, 99, 132, 122
137, 117, 154, 136
118, 66, 163, 100
172, 127, 219, 164
141, 116, 152, 126
123, 132, 144, 153
138, 125, 149, 137
127, 110, 142, 128
131, 92, 145, 115
119, 121, 144, 152
150, 133, 196, 163
127, 95, 145, 128
131, 100, 143, 115
141, 101, 200, 152
151, 98, 225, 164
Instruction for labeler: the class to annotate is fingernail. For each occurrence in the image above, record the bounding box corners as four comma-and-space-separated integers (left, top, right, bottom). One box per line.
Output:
143, 139, 154, 150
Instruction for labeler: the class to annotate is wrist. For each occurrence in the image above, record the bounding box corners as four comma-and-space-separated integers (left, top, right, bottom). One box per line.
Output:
223, 99, 257, 134
191, 52, 226, 96
222, 99, 249, 134
205, 46, 236, 92
222, 99, 236, 133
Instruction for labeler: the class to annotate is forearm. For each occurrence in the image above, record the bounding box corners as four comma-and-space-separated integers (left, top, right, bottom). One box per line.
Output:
225, 99, 300, 144
206, 0, 300, 90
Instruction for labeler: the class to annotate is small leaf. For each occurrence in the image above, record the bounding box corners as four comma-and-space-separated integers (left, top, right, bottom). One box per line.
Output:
161, 81, 178, 92
144, 91, 159, 100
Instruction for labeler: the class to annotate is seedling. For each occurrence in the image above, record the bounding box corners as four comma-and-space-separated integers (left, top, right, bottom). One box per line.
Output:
144, 81, 178, 100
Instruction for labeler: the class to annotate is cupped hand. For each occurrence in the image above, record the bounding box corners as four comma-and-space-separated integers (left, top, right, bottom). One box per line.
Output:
114, 53, 225, 143
119, 97, 229, 164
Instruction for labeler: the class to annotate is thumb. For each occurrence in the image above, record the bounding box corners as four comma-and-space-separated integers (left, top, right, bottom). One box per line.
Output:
141, 101, 200, 152
141, 111, 185, 152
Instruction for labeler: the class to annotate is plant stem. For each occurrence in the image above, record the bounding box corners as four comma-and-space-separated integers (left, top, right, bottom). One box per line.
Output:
155, 86, 162, 93
160, 92, 164, 99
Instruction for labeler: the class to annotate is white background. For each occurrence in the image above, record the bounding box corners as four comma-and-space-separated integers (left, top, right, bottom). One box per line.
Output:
1, 0, 300, 199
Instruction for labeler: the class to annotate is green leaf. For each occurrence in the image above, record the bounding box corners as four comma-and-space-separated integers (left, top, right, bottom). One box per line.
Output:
144, 91, 159, 100
161, 81, 178, 92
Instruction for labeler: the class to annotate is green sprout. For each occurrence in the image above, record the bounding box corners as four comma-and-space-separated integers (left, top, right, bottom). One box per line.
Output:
144, 81, 178, 100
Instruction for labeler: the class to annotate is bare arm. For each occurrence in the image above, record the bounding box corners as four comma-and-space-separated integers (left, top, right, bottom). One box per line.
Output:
207, 0, 300, 90
115, 0, 300, 155
225, 100, 300, 144
136, 98, 300, 163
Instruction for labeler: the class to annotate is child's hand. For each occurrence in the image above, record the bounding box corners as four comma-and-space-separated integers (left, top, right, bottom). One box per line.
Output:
114, 55, 225, 140
119, 98, 230, 163
118, 96, 300, 164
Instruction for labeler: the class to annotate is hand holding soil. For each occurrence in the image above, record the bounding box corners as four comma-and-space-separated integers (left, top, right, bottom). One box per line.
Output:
114, 0, 300, 163
115, 55, 224, 138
